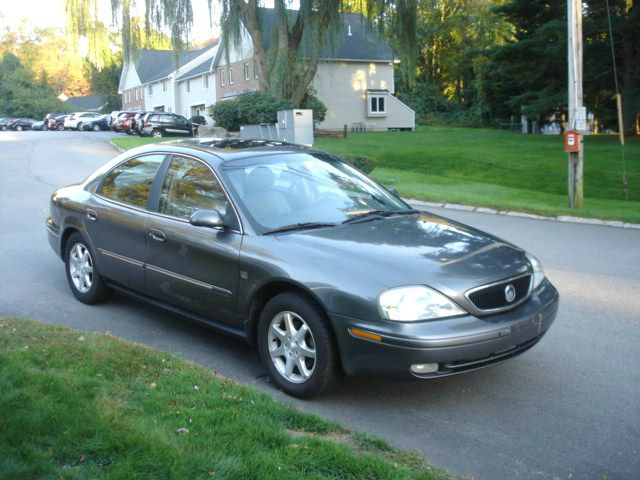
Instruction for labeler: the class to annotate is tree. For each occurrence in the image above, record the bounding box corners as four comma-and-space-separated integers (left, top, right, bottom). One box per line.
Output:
66, 0, 418, 105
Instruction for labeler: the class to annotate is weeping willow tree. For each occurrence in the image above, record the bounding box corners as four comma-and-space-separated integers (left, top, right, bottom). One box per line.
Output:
66, 0, 417, 104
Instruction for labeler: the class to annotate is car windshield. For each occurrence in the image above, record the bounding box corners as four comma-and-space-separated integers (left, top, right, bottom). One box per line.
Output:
220, 152, 410, 233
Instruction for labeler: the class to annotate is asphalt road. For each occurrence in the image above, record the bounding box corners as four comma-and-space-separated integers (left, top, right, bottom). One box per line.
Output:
1, 130, 639, 480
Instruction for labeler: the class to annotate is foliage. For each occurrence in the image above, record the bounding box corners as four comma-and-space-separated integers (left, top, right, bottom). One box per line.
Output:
212, 91, 294, 131
0, 24, 90, 97
340, 154, 376, 174
190, 115, 206, 124
84, 57, 123, 113
301, 90, 328, 125
0, 52, 68, 118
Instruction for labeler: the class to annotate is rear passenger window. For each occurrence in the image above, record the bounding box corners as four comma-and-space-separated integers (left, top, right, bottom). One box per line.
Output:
100, 154, 165, 208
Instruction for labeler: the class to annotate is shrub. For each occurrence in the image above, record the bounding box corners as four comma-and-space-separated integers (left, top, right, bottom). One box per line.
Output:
340, 155, 376, 174
211, 90, 328, 131
211, 99, 241, 131
300, 91, 327, 125
190, 115, 206, 125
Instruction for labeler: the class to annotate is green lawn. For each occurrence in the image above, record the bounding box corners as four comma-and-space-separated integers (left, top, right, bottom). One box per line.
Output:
0, 318, 449, 480
112, 127, 640, 223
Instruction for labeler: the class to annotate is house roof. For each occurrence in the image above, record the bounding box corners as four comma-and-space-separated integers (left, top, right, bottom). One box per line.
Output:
66, 94, 104, 111
259, 10, 395, 62
133, 46, 212, 84
176, 55, 214, 81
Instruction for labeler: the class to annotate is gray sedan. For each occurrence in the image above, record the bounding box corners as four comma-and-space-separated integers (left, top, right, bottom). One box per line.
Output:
46, 139, 559, 398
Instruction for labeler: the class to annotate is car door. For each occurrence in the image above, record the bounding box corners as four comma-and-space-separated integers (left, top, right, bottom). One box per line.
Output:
145, 154, 242, 324
84, 153, 167, 292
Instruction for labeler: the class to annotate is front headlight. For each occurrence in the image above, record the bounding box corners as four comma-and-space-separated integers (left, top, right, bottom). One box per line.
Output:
526, 253, 545, 290
378, 285, 466, 321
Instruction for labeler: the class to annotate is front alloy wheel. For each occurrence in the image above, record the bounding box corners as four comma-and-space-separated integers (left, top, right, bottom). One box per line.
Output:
258, 292, 337, 398
64, 232, 111, 304
268, 311, 316, 383
151, 130, 163, 138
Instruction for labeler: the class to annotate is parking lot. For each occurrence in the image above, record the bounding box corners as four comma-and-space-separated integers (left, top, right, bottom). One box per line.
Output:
1, 130, 639, 480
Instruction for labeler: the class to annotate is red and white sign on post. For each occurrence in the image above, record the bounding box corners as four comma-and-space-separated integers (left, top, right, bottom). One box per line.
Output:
563, 130, 581, 152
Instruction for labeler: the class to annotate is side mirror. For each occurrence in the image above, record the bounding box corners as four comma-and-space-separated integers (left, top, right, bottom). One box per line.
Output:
189, 209, 224, 229
388, 187, 400, 197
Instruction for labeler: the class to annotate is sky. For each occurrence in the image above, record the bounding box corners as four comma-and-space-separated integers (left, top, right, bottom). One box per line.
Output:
0, 0, 221, 43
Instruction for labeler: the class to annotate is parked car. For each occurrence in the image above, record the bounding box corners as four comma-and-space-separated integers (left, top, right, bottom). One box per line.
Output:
115, 112, 137, 134
46, 139, 559, 398
140, 113, 196, 138
80, 115, 110, 131
0, 118, 16, 131
64, 112, 103, 130
107, 110, 123, 128
111, 111, 134, 132
130, 111, 151, 136
32, 120, 46, 131
9, 118, 36, 131
52, 115, 69, 131
44, 112, 66, 130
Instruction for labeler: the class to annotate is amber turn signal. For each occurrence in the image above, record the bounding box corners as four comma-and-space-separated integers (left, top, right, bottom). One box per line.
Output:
348, 328, 382, 342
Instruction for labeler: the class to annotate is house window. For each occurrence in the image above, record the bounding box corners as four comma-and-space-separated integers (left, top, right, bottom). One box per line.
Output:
162, 79, 167, 92
203, 75, 209, 89
244, 62, 250, 81
220, 69, 225, 86
368, 95, 386, 115
148, 84, 153, 96
229, 67, 234, 84
186, 80, 190, 93
253, 57, 259, 78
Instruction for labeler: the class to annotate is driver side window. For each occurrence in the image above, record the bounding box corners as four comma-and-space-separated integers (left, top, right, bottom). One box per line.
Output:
158, 155, 229, 220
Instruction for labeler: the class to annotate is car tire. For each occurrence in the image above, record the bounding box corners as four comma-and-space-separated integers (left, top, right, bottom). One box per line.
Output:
64, 232, 112, 305
151, 129, 163, 138
43, 126, 48, 131
77, 122, 83, 130
258, 292, 338, 398
93, 124, 100, 132
16, 125, 23, 131
57, 124, 64, 131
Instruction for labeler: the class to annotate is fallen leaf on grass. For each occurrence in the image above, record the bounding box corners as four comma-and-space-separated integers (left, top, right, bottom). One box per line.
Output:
176, 428, 189, 435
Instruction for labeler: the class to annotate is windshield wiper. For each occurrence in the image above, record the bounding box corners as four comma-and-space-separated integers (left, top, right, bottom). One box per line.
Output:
341, 208, 419, 224
263, 222, 337, 235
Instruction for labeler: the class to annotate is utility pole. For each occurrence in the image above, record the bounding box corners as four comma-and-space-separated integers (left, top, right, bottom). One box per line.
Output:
567, 0, 584, 209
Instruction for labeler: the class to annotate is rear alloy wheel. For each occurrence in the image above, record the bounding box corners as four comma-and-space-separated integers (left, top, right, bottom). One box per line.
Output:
258, 292, 338, 398
57, 124, 64, 131
151, 129, 163, 138
16, 125, 23, 131
93, 124, 100, 132
64, 232, 111, 304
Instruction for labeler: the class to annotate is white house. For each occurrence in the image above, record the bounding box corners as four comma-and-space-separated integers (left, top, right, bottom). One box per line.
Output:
119, 11, 415, 130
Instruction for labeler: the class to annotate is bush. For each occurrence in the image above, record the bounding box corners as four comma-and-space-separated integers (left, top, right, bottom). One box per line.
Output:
340, 155, 376, 174
190, 115, 206, 125
301, 91, 327, 125
211, 99, 241, 131
211, 90, 328, 131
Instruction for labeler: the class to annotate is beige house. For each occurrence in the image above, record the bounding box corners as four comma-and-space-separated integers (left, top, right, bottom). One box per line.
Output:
119, 11, 415, 131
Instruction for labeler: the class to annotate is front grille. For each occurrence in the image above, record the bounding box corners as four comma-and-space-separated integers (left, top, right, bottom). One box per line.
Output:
467, 274, 531, 311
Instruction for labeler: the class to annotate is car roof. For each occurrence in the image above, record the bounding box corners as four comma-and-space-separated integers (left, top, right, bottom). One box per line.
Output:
132, 138, 314, 163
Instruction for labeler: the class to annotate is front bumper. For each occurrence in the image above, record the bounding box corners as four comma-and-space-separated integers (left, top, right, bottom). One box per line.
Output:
331, 279, 559, 379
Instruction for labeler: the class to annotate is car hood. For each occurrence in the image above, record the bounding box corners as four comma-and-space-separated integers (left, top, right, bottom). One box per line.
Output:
277, 212, 531, 295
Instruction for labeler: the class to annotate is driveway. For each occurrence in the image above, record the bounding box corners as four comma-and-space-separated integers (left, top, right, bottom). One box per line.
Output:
1, 130, 638, 480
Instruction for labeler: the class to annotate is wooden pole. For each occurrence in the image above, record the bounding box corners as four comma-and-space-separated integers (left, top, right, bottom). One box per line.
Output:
567, 0, 584, 209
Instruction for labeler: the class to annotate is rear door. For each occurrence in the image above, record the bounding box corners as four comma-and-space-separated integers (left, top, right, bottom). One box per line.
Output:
145, 154, 242, 324
84, 153, 167, 292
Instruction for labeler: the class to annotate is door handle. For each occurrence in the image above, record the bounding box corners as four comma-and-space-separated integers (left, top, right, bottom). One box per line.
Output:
86, 209, 98, 221
149, 229, 166, 242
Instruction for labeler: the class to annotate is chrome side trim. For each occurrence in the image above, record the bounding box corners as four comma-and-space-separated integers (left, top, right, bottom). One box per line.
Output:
98, 248, 144, 268
146, 263, 233, 296
464, 273, 532, 315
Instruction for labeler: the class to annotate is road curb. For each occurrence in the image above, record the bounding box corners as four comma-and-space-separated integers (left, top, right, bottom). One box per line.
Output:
110, 140, 125, 153
404, 198, 640, 230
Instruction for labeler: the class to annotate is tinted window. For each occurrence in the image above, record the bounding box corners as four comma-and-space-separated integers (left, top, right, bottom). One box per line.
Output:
160, 115, 174, 123
100, 154, 165, 208
159, 156, 229, 220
